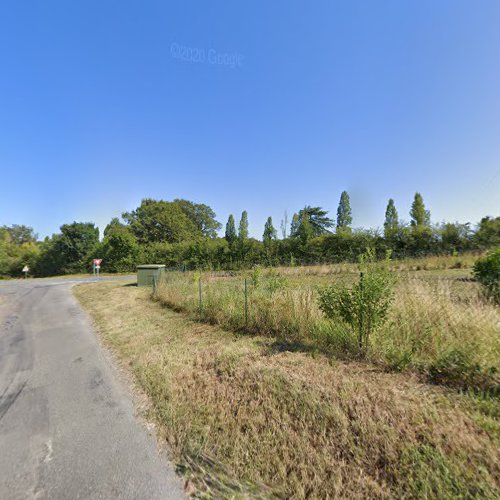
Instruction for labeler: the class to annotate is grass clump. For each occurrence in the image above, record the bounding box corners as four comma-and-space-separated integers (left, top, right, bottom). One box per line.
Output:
399, 444, 480, 498
375, 279, 500, 391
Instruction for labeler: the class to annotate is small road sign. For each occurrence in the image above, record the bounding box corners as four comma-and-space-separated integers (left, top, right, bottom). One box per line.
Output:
92, 259, 103, 278
22, 266, 29, 279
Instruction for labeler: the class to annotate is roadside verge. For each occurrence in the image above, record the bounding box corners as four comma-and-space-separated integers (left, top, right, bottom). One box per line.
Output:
74, 280, 500, 498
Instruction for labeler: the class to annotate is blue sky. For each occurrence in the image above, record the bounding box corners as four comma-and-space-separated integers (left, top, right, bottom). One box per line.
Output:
0, 0, 499, 239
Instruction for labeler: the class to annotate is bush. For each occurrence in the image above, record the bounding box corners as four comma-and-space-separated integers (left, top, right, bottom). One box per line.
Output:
265, 270, 288, 294
473, 248, 500, 304
318, 250, 396, 354
249, 265, 262, 288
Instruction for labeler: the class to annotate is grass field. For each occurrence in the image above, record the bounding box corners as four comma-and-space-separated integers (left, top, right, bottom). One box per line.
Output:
155, 259, 499, 392
74, 258, 500, 498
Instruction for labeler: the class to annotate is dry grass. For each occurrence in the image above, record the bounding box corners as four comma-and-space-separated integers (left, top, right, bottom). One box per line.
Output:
276, 253, 479, 278
74, 281, 499, 499
156, 268, 500, 391
376, 279, 500, 387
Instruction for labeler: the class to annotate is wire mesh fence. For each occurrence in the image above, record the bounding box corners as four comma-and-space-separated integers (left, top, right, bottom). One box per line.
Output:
150, 266, 499, 392
153, 267, 498, 338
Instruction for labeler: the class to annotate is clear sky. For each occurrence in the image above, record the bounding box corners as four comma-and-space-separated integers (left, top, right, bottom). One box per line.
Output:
1, 0, 499, 239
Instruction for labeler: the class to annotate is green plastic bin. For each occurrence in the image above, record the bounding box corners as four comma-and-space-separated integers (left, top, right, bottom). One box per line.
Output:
137, 264, 166, 287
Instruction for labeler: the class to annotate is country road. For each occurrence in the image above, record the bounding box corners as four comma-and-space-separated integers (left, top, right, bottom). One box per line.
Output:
0, 277, 184, 500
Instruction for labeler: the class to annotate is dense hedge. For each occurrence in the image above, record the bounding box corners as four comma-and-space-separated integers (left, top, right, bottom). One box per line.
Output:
1, 211, 499, 277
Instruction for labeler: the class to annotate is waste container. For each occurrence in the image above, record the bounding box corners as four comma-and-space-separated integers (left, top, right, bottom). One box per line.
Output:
136, 264, 166, 287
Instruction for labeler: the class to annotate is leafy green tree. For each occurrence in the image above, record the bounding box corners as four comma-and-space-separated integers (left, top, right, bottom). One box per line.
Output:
123, 199, 197, 244
103, 217, 126, 238
440, 222, 472, 253
408, 193, 433, 255
100, 221, 139, 272
34, 222, 99, 275
410, 192, 430, 228
238, 211, 249, 240
296, 206, 334, 237
263, 217, 277, 245
290, 213, 300, 237
174, 199, 222, 238
474, 216, 500, 249
32, 236, 64, 276
6, 225, 38, 245
225, 214, 237, 243
0, 226, 40, 276
336, 191, 352, 231
383, 199, 399, 239
58, 222, 100, 273
0, 229, 7, 275
410, 225, 436, 256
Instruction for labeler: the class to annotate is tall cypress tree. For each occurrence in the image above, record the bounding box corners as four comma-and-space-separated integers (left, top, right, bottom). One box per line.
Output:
336, 191, 352, 231
238, 211, 249, 240
290, 213, 300, 237
263, 216, 277, 245
410, 193, 430, 227
384, 198, 399, 238
225, 214, 237, 243
297, 214, 313, 242
280, 210, 289, 239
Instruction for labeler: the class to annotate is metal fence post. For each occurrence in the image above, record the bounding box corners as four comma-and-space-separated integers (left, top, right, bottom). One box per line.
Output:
199, 276, 203, 316
359, 271, 364, 351
244, 278, 248, 327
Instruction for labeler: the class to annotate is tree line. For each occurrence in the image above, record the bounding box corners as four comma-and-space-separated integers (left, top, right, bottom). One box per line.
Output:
1, 193, 499, 277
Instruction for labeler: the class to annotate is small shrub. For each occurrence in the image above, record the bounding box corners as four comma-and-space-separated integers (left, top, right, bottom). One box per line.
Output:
318, 250, 396, 354
473, 248, 500, 304
249, 265, 262, 288
266, 271, 288, 294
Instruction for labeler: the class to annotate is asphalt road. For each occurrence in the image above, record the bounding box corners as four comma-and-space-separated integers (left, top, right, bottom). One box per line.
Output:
0, 277, 184, 499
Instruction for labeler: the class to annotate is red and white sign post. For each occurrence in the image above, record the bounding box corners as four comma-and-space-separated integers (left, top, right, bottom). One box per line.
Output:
92, 259, 103, 277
